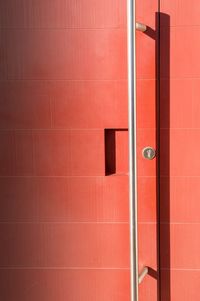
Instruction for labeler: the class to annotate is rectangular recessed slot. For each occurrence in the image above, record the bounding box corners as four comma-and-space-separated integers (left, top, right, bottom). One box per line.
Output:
104, 129, 128, 176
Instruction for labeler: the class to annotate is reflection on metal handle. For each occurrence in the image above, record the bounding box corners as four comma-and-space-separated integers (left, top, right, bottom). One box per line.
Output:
138, 267, 148, 284
127, 0, 138, 300
127, 0, 148, 300
136, 22, 147, 32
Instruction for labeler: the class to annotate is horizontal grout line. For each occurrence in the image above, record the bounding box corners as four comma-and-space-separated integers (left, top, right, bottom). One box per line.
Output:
138, 128, 156, 130
160, 128, 200, 130
0, 127, 115, 132
0, 79, 127, 82
138, 175, 156, 178
0, 221, 157, 223
160, 222, 200, 225
0, 267, 130, 270
0, 221, 157, 225
2, 78, 128, 81
0, 127, 195, 131
160, 175, 200, 178
161, 24, 200, 28
2, 77, 200, 82
161, 268, 200, 271
138, 222, 157, 224
0, 221, 129, 224
0, 175, 128, 178
0, 27, 125, 30
160, 77, 200, 80
0, 128, 156, 131
136, 78, 155, 81
136, 78, 156, 80
0, 175, 156, 178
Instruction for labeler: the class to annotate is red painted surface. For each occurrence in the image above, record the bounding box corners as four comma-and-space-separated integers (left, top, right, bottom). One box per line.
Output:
0, 0, 159, 300
136, 1, 159, 300
0, 1, 130, 300
160, 1, 200, 300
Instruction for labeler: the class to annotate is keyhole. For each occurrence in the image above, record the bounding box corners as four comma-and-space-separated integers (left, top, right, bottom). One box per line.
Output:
142, 147, 156, 160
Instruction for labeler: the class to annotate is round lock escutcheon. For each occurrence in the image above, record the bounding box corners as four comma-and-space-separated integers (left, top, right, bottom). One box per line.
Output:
142, 146, 156, 160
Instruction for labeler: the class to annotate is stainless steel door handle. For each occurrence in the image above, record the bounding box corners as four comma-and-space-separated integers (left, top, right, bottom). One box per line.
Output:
127, 1, 148, 300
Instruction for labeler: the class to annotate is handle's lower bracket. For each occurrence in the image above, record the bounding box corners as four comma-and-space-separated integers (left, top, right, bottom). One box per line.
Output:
136, 22, 147, 32
138, 266, 148, 284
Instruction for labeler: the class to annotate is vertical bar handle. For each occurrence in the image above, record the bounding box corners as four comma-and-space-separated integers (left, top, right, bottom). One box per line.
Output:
127, 1, 138, 300
127, 2, 147, 301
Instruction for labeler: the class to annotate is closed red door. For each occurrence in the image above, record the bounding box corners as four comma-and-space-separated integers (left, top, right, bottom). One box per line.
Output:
160, 1, 200, 300
0, 1, 160, 300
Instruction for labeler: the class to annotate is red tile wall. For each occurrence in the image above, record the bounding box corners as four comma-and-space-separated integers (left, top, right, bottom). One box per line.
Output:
0, 270, 130, 301
0, 0, 160, 299
136, 1, 159, 300
0, 1, 130, 300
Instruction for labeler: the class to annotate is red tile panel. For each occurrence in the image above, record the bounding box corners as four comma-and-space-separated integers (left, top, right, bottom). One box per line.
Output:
161, 78, 200, 129
161, 270, 200, 301
160, 129, 200, 177
161, 177, 200, 223
137, 128, 156, 177
0, 176, 129, 222
0, 81, 51, 129
138, 223, 157, 271
160, 79, 193, 129
136, 32, 156, 80
139, 275, 158, 301
0, 269, 130, 301
137, 79, 156, 129
0, 131, 14, 175
138, 177, 157, 223
64, 0, 126, 29
136, 0, 158, 29
0, 0, 126, 29
14, 131, 35, 176
161, 27, 200, 79
34, 130, 104, 176
0, 178, 38, 221
0, 29, 126, 80
0, 80, 127, 129
0, 130, 105, 176
0, 223, 129, 268
161, 0, 200, 27
53, 80, 128, 129
0, 0, 66, 29
161, 224, 200, 269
